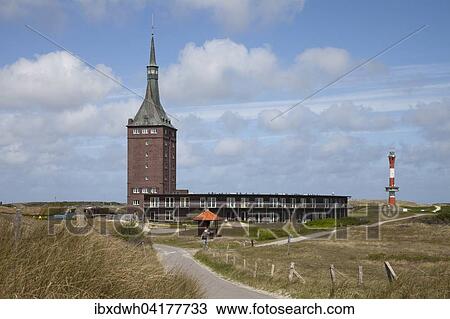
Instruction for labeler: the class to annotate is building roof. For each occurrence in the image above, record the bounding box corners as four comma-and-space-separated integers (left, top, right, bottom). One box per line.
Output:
192, 209, 221, 221
128, 34, 174, 128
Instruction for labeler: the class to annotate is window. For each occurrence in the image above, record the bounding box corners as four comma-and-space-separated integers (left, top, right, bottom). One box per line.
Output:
150, 128, 157, 134
199, 197, 206, 208
164, 152, 168, 158
150, 188, 157, 194
142, 129, 148, 134
280, 198, 287, 208
291, 198, 296, 208
145, 176, 149, 181
145, 153, 149, 158
300, 198, 306, 208
208, 197, 216, 208
172, 154, 175, 159
165, 211, 173, 221
164, 129, 168, 135
165, 197, 175, 208
132, 200, 140, 206
227, 197, 236, 208
256, 198, 264, 208
145, 140, 150, 146
149, 197, 159, 208
132, 188, 139, 194
180, 197, 190, 208
172, 143, 175, 148
132, 129, 140, 135
142, 188, 148, 194
324, 198, 330, 208
240, 198, 249, 208
270, 198, 278, 208
145, 164, 149, 169
311, 198, 316, 208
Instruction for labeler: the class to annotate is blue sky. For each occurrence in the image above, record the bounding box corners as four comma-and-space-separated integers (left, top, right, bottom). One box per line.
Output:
0, 0, 449, 204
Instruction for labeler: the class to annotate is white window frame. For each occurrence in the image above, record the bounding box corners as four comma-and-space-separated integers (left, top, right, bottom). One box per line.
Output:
132, 200, 140, 206
256, 198, 264, 208
142, 188, 148, 194
132, 188, 139, 194
208, 197, 216, 208
142, 129, 148, 134
300, 198, 306, 208
199, 197, 206, 208
291, 198, 296, 208
165, 211, 173, 221
150, 188, 157, 194
132, 129, 140, 135
144, 176, 149, 181
311, 198, 316, 208
270, 198, 278, 208
240, 198, 249, 208
227, 197, 236, 208
180, 197, 190, 208
280, 198, 287, 208
149, 197, 159, 208
324, 198, 330, 208
150, 128, 157, 134
165, 197, 175, 208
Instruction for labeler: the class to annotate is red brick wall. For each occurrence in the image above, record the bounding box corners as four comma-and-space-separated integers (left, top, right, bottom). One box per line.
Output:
127, 125, 177, 206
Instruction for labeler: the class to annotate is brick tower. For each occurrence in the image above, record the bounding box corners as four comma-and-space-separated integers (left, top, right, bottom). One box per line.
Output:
127, 33, 176, 207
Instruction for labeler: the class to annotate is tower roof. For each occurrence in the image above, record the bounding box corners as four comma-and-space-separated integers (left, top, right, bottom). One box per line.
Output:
129, 34, 174, 128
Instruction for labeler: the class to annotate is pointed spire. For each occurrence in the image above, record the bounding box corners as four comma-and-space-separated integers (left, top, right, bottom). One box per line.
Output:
150, 34, 157, 66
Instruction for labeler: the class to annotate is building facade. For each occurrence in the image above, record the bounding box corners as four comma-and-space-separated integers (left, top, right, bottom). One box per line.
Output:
127, 32, 350, 221
127, 34, 177, 207
143, 193, 348, 223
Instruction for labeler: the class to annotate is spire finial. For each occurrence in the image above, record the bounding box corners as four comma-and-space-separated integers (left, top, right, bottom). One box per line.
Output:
151, 13, 154, 36
149, 13, 157, 66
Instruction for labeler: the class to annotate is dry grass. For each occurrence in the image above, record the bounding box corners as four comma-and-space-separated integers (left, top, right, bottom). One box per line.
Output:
0, 216, 202, 298
195, 220, 450, 298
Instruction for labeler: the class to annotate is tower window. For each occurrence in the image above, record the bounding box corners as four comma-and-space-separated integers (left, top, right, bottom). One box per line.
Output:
132, 188, 140, 194
132, 200, 140, 206
145, 153, 149, 158
145, 176, 149, 181
145, 164, 149, 169
150, 128, 157, 134
145, 140, 150, 146
142, 129, 148, 134
142, 188, 149, 194
132, 129, 140, 135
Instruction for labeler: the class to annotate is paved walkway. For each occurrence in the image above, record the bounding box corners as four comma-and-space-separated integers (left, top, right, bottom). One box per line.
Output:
154, 244, 275, 299
256, 213, 431, 247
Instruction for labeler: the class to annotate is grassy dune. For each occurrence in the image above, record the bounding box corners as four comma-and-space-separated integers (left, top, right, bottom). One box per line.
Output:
195, 212, 450, 298
0, 216, 202, 298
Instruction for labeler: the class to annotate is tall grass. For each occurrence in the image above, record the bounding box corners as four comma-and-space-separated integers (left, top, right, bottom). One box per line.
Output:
0, 216, 202, 298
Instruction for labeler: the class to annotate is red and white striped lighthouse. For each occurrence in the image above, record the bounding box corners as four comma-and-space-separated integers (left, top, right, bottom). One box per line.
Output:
385, 151, 399, 206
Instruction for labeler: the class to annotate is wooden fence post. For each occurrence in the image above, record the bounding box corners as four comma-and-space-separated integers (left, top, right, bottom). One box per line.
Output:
358, 265, 363, 285
330, 264, 336, 285
14, 209, 22, 248
288, 262, 306, 283
289, 262, 295, 282
384, 261, 397, 283
253, 261, 258, 278
271, 264, 275, 277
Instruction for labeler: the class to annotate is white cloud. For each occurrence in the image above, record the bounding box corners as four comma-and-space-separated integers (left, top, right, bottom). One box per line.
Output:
320, 102, 394, 131
161, 39, 357, 105
174, 0, 305, 31
214, 137, 248, 156
0, 51, 118, 111
0, 0, 63, 21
